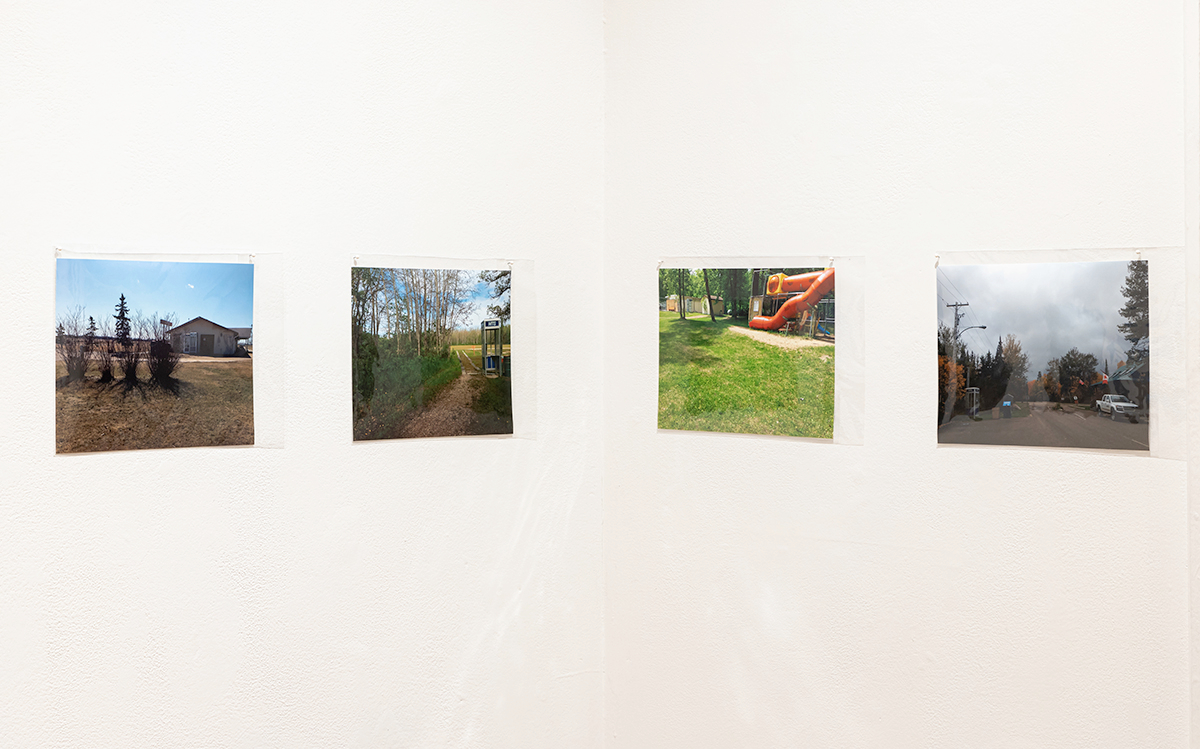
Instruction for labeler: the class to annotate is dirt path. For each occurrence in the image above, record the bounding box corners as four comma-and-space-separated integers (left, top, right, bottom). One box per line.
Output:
398, 367, 481, 438
726, 325, 834, 350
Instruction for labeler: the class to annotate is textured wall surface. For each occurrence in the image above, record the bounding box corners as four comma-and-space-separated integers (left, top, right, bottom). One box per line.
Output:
0, 2, 603, 746
3, 1, 1198, 747
605, 1, 1192, 747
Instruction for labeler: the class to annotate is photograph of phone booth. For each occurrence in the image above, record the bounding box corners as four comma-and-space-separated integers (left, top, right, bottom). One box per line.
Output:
965, 387, 980, 418
481, 318, 504, 378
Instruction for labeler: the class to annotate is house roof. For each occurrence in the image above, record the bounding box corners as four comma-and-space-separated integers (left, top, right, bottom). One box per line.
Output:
230, 327, 252, 339
1111, 360, 1147, 382
170, 316, 240, 335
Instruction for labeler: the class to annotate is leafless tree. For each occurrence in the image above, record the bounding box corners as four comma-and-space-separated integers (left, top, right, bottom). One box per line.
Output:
146, 313, 181, 384
119, 313, 151, 384
95, 317, 117, 383
352, 268, 477, 358
55, 306, 91, 382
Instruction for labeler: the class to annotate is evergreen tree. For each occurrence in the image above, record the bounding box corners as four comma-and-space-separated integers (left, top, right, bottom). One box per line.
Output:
113, 294, 131, 347
1117, 260, 1148, 344
992, 337, 1010, 392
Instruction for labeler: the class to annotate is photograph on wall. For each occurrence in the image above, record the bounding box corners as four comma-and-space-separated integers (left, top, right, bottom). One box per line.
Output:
352, 267, 512, 440
55, 258, 254, 454
937, 260, 1149, 451
658, 266, 835, 439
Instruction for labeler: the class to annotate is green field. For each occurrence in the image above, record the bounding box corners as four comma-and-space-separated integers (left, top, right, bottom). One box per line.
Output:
658, 313, 834, 438
449, 344, 511, 372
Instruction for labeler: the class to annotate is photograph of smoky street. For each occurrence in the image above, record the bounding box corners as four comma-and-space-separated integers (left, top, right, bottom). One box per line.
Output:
937, 260, 1149, 452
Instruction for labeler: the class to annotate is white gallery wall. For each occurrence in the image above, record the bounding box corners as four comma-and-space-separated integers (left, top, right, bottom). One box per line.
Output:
605, 1, 1194, 748
1, 1, 603, 747
2, 1, 1199, 747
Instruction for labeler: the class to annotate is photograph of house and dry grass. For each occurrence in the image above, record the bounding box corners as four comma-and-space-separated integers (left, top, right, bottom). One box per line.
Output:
55, 258, 254, 454
658, 267, 835, 439
352, 267, 512, 440
937, 259, 1149, 451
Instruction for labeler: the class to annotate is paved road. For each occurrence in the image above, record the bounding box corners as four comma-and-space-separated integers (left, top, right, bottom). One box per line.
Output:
939, 403, 1149, 451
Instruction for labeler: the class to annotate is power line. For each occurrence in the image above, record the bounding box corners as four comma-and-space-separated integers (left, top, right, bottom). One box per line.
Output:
937, 269, 994, 354
948, 279, 989, 334
937, 269, 988, 331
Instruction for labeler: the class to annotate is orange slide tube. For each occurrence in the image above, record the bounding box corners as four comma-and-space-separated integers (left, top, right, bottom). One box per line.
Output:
765, 270, 823, 295
749, 267, 835, 330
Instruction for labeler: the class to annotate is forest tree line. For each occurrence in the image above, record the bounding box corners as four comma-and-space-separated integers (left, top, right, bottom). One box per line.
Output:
352, 268, 511, 355
658, 268, 834, 320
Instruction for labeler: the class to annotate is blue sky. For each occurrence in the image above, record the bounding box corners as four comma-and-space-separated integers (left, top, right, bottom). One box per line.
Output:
461, 276, 505, 329
56, 258, 254, 330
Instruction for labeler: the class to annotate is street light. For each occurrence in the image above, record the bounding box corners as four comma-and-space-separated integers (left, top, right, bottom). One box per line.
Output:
955, 324, 984, 386
957, 324, 986, 340
942, 317, 988, 425
942, 303, 987, 425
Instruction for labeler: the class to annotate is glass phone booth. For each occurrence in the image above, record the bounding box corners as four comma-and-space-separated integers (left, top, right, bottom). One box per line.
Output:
481, 318, 503, 378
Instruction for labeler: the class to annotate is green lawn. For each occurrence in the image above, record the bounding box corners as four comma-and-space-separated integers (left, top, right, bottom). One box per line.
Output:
658, 314, 834, 438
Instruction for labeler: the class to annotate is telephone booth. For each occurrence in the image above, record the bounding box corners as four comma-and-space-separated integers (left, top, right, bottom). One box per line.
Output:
965, 387, 980, 418
481, 318, 503, 378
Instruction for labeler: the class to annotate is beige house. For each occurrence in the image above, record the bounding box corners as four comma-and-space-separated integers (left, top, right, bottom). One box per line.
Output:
169, 317, 241, 357
684, 296, 724, 315
666, 295, 724, 315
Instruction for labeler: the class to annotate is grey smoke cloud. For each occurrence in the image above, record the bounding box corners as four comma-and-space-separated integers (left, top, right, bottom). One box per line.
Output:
936, 260, 1140, 379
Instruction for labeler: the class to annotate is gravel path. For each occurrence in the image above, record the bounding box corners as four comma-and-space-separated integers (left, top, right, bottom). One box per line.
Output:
398, 369, 481, 438
726, 325, 834, 350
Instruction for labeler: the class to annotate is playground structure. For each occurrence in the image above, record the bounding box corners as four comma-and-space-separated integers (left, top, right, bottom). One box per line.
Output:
481, 318, 505, 378
748, 268, 835, 335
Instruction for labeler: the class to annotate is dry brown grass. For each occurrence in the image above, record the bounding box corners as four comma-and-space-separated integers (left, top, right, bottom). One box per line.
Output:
56, 357, 254, 454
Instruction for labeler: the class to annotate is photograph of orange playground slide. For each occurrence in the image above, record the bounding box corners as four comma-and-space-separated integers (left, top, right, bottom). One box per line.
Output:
658, 266, 835, 439
749, 268, 835, 331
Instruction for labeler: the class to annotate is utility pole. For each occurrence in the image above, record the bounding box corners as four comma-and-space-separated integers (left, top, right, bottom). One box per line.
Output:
942, 302, 969, 425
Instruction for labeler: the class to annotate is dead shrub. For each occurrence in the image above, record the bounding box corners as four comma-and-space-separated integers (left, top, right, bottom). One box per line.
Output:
55, 306, 91, 383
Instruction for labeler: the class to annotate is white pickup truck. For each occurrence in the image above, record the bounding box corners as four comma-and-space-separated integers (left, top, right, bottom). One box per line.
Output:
1095, 394, 1139, 421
